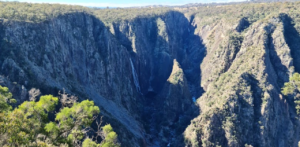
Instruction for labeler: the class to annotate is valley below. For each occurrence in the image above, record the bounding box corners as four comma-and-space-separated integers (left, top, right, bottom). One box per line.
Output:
1, 1, 300, 146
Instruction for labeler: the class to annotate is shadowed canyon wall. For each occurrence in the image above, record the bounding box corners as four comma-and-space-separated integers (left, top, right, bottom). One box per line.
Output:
1, 3, 300, 147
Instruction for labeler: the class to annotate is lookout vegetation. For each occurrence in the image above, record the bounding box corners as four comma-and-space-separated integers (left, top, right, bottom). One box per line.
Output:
282, 72, 300, 115
1, 1, 300, 28
0, 85, 120, 147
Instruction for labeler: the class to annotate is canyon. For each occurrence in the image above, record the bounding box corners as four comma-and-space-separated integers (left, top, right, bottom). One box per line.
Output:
1, 2, 300, 146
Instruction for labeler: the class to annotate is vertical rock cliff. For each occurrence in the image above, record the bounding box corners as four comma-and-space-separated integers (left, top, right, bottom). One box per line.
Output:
0, 13, 144, 146
185, 14, 300, 147
1, 2, 300, 147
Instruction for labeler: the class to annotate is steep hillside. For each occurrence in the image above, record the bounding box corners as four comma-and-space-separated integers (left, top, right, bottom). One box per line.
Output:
1, 1, 300, 147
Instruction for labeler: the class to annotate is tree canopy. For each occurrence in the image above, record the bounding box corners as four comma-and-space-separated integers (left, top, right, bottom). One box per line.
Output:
0, 85, 120, 147
282, 73, 300, 115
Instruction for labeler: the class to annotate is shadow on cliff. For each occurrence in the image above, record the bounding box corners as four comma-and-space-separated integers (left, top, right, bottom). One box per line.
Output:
281, 13, 300, 73
280, 13, 300, 116
112, 11, 206, 146
267, 23, 289, 88
0, 12, 147, 147
279, 14, 300, 132
247, 74, 263, 147
0, 10, 207, 146
161, 11, 206, 146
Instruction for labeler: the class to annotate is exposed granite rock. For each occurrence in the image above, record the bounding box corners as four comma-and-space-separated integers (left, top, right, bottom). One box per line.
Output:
185, 15, 300, 147
0, 13, 143, 146
1, 6, 300, 147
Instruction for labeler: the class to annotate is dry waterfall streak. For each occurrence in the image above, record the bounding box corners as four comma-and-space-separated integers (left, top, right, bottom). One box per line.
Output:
1, 1, 300, 147
130, 58, 141, 93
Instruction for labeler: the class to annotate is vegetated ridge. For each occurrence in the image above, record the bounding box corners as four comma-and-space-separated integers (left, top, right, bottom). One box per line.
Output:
1, 1, 300, 146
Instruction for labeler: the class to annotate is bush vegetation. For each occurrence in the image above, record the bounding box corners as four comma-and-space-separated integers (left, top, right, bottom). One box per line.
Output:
1, 1, 300, 34
0, 85, 120, 147
282, 73, 300, 115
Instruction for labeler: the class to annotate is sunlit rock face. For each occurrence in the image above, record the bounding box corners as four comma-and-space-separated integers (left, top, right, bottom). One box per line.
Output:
1, 4, 300, 147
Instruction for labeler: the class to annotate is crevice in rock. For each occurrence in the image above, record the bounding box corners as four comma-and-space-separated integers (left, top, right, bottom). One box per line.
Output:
136, 11, 205, 146
112, 22, 135, 53
223, 33, 244, 73
236, 17, 250, 33
222, 17, 250, 73
180, 14, 206, 99
281, 13, 300, 73
239, 74, 263, 147
189, 15, 195, 25
249, 76, 263, 147
267, 25, 289, 88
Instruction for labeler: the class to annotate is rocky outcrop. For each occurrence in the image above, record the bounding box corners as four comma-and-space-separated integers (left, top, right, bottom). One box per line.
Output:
0, 13, 143, 146
109, 11, 205, 146
184, 15, 300, 147
1, 3, 300, 147
0, 11, 204, 146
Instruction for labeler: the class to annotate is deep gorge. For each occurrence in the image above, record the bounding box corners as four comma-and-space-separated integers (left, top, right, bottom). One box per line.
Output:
1, 1, 300, 147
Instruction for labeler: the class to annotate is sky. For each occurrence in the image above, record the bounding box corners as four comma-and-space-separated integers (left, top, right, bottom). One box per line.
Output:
3, 0, 244, 7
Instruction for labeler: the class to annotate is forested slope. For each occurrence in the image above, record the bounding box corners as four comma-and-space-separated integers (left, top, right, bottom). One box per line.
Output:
1, 1, 300, 146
